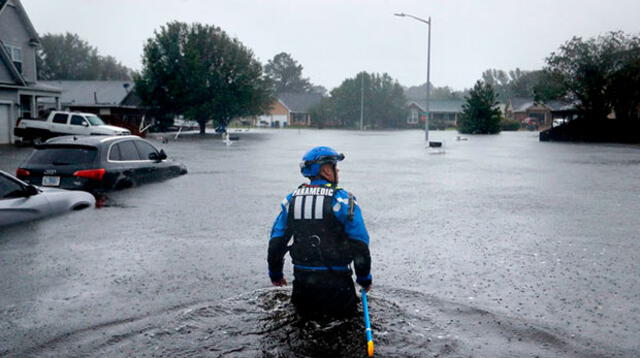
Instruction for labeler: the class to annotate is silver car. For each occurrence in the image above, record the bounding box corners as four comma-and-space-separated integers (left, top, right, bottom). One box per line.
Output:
0, 170, 95, 227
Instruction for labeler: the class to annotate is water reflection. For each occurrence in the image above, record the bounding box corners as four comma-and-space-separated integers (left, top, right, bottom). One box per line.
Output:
24, 287, 615, 357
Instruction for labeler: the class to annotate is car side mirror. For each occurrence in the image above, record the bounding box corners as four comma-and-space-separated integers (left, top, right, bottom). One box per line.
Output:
82, 121, 89, 127
24, 184, 39, 197
159, 149, 167, 160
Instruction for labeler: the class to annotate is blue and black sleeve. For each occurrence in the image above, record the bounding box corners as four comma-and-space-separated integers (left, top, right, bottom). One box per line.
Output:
335, 190, 372, 287
268, 195, 292, 282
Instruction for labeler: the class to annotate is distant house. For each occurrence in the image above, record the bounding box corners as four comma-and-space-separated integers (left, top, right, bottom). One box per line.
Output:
40, 81, 148, 132
257, 92, 322, 127
0, 0, 61, 144
545, 100, 579, 122
504, 98, 552, 127
504, 98, 579, 128
407, 100, 464, 129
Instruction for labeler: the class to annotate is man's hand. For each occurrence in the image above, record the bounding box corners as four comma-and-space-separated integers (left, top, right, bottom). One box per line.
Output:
356, 274, 372, 291
272, 278, 288, 286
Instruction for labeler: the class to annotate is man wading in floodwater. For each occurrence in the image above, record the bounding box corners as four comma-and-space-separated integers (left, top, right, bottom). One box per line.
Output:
268, 146, 372, 319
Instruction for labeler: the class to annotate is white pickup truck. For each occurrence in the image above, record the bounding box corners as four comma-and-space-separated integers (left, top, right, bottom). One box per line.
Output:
14, 111, 130, 142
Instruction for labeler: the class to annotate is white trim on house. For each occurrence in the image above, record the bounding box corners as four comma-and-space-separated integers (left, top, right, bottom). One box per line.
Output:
408, 108, 419, 124
0, 99, 16, 144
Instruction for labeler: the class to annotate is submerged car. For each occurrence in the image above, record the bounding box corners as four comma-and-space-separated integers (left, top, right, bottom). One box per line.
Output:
0, 170, 95, 227
16, 135, 187, 193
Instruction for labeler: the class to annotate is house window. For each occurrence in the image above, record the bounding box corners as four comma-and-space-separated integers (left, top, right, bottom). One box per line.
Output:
3, 44, 22, 73
408, 109, 419, 124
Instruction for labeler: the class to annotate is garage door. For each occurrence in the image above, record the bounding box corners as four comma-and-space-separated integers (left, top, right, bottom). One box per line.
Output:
271, 114, 287, 127
0, 104, 10, 144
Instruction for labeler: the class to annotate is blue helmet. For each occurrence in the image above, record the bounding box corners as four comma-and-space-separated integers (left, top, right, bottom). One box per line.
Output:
300, 146, 345, 178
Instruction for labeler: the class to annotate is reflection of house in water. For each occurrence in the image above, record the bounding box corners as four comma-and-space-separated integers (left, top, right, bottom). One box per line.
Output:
0, 0, 61, 144
257, 92, 322, 128
407, 100, 464, 129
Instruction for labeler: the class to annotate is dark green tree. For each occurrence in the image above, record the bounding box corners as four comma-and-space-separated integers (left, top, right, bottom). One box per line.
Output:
607, 35, 640, 121
37, 33, 132, 80
458, 80, 502, 134
135, 22, 273, 133
264, 52, 311, 94
533, 69, 567, 102
544, 32, 640, 121
309, 96, 335, 128
311, 72, 407, 129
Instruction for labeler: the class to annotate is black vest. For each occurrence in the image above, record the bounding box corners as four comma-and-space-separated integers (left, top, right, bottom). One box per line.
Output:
287, 184, 352, 267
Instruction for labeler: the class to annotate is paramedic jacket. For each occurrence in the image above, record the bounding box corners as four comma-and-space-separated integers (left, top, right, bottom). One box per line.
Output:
268, 178, 372, 287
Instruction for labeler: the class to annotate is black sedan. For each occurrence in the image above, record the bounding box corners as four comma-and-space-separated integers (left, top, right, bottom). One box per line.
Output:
16, 135, 187, 193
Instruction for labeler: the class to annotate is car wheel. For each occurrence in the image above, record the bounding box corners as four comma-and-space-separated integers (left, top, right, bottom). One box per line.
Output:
72, 203, 91, 211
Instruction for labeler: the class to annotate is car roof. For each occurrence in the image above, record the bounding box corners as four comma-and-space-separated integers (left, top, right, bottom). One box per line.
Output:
52, 111, 96, 117
43, 135, 143, 147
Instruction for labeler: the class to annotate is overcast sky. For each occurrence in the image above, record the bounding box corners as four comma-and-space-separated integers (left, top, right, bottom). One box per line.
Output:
21, 0, 640, 91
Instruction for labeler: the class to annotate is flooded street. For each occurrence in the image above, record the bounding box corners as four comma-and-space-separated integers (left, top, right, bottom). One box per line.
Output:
1, 129, 639, 357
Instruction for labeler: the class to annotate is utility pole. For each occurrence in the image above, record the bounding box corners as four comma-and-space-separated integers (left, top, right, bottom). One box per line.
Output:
425, 16, 431, 142
394, 12, 432, 143
360, 73, 364, 131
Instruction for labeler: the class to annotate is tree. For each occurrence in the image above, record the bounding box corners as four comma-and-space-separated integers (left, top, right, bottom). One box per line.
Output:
264, 52, 311, 94
405, 83, 466, 101
311, 72, 407, 129
135, 22, 273, 133
544, 32, 640, 121
310, 85, 328, 96
533, 70, 567, 103
481, 68, 549, 99
458, 80, 502, 134
37, 33, 132, 80
606, 36, 640, 121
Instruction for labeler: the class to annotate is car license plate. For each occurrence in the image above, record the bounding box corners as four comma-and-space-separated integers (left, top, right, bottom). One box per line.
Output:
42, 175, 60, 187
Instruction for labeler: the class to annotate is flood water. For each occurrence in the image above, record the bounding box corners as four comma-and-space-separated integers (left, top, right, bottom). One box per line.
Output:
1, 129, 639, 357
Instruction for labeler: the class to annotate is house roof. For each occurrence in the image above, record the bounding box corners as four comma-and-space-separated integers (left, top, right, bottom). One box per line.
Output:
0, 0, 42, 86
278, 92, 323, 113
0, 41, 25, 85
545, 100, 577, 111
508, 97, 535, 112
41, 80, 134, 106
409, 99, 465, 113
0, 0, 40, 43
506, 98, 578, 112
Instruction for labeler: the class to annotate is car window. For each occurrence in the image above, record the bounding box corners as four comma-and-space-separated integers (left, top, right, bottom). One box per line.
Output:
70, 115, 87, 126
28, 147, 97, 165
134, 140, 158, 160
0, 174, 24, 199
108, 143, 121, 161
86, 115, 105, 126
117, 140, 141, 161
52, 113, 68, 124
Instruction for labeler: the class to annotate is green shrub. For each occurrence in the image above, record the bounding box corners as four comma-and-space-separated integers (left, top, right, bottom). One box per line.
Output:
500, 118, 521, 131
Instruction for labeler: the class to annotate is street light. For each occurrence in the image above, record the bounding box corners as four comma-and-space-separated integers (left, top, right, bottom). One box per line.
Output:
395, 12, 431, 143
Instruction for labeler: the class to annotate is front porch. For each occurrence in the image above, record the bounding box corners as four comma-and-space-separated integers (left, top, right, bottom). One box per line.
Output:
0, 82, 61, 144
